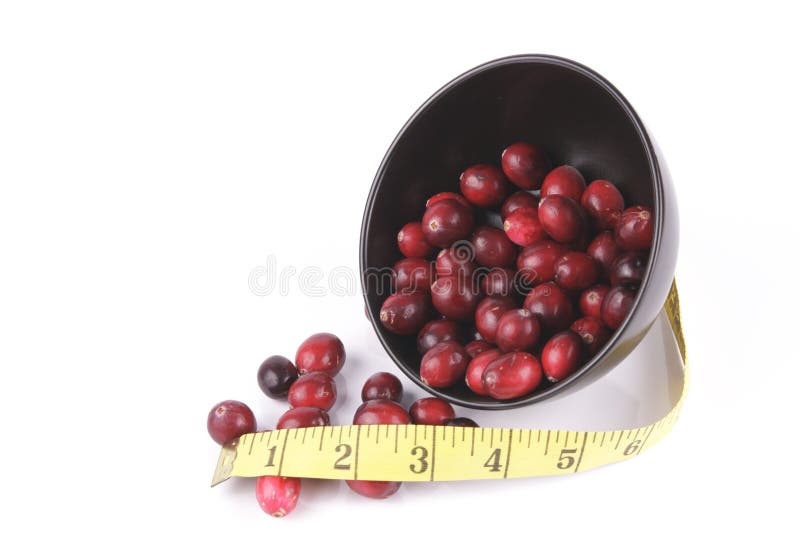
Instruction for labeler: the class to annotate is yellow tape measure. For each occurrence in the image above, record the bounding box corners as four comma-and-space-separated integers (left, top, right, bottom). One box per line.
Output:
212, 281, 687, 486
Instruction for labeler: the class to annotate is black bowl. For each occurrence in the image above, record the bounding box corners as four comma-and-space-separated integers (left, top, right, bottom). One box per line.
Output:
360, 54, 679, 409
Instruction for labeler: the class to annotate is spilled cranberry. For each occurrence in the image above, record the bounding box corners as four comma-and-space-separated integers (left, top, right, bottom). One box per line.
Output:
538, 194, 585, 243
431, 277, 481, 322
380, 291, 431, 335
501, 142, 552, 189
420, 341, 469, 388
579, 285, 610, 319
353, 399, 411, 425
295, 333, 346, 376
422, 198, 475, 247
615, 206, 654, 251
472, 226, 517, 267
257, 356, 298, 399
256, 476, 301, 518
495, 308, 541, 352
554, 252, 599, 291
277, 406, 330, 430
523, 282, 575, 332
361, 372, 403, 402
346, 480, 402, 499
570, 316, 611, 357
501, 190, 539, 219
503, 206, 547, 246
409, 397, 456, 425
474, 295, 516, 343
288, 371, 337, 411
445, 417, 479, 427
465, 348, 503, 395
482, 351, 543, 399
601, 286, 636, 329
541, 165, 586, 202
207, 400, 256, 445
541, 330, 584, 382
416, 319, 462, 354
581, 179, 624, 230
397, 221, 435, 258
459, 164, 509, 208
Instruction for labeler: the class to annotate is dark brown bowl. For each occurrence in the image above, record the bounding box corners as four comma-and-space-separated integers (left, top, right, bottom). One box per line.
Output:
360, 54, 679, 409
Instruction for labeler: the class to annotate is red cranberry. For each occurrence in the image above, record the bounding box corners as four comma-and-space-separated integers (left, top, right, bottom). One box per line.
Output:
471, 226, 517, 267
445, 417, 479, 427
579, 285, 610, 319
422, 198, 475, 247
459, 164, 509, 208
417, 319, 462, 354
277, 406, 330, 430
353, 400, 411, 425
207, 400, 256, 445
501, 142, 552, 189
464, 339, 494, 358
615, 206, 654, 251
482, 352, 543, 399
380, 291, 431, 335
436, 247, 477, 279
431, 277, 481, 321
541, 165, 586, 202
409, 397, 456, 425
420, 341, 469, 388
257, 355, 298, 399
288, 371, 337, 411
474, 296, 516, 343
256, 476, 301, 518
481, 267, 517, 297
426, 192, 471, 208
538, 194, 585, 243
610, 251, 648, 289
361, 372, 403, 402
554, 252, 599, 291
346, 480, 402, 499
397, 221, 435, 258
465, 348, 503, 395
523, 282, 575, 332
587, 231, 622, 278
516, 240, 568, 287
501, 190, 539, 219
581, 180, 624, 230
393, 257, 433, 293
495, 308, 541, 352
541, 331, 584, 382
503, 206, 547, 246
601, 286, 636, 329
295, 333, 346, 376
571, 316, 612, 357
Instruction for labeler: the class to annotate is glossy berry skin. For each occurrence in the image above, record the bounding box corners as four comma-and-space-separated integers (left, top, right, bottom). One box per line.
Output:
503, 206, 547, 246
346, 480, 402, 499
610, 251, 648, 289
380, 291, 431, 335
571, 317, 612, 357
257, 356, 298, 399
482, 352, 543, 400
554, 252, 600, 291
393, 257, 433, 293
361, 372, 403, 402
501, 142, 552, 190
516, 240, 568, 288
445, 417, 479, 427
256, 476, 301, 518
541, 165, 586, 203
207, 400, 256, 445
431, 277, 481, 321
436, 248, 477, 279
541, 331, 585, 382
524, 282, 575, 332
422, 198, 475, 248
579, 285, 610, 319
426, 192, 471, 209
501, 190, 539, 219
495, 308, 541, 352
481, 267, 517, 297
601, 286, 636, 329
417, 319, 462, 354
295, 333, 346, 376
581, 180, 624, 230
538, 194, 585, 243
472, 226, 517, 267
474, 296, 516, 343
587, 231, 622, 278
464, 339, 494, 358
277, 406, 330, 430
615, 206, 654, 251
288, 371, 337, 411
420, 341, 470, 388
409, 397, 456, 425
465, 348, 503, 395
353, 400, 411, 425
397, 222, 435, 258
460, 164, 509, 208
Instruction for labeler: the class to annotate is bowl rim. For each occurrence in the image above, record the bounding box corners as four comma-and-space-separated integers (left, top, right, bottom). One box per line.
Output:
359, 53, 664, 410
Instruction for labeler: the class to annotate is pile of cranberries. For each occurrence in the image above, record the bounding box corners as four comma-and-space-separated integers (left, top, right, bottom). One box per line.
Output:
381, 142, 653, 400
207, 332, 476, 518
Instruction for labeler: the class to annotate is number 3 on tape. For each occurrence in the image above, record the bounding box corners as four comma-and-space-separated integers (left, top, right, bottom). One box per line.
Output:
212, 281, 687, 486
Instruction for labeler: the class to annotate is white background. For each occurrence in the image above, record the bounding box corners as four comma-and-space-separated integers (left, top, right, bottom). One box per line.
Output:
1, 1, 798, 532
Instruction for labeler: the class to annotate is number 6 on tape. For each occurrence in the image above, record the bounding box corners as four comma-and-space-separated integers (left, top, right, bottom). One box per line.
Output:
212, 281, 687, 486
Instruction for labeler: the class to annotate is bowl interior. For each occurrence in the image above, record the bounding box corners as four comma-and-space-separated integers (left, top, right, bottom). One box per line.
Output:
361, 56, 656, 408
